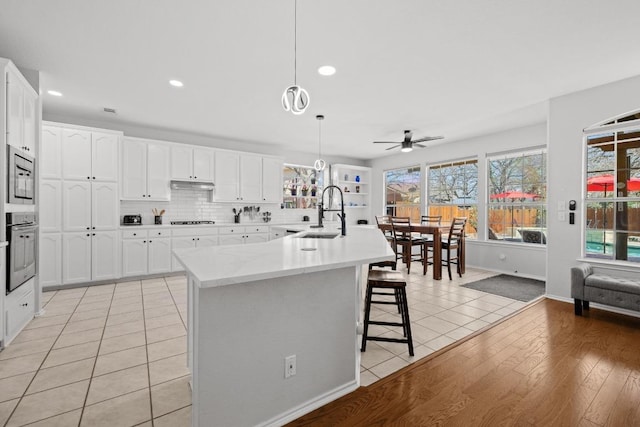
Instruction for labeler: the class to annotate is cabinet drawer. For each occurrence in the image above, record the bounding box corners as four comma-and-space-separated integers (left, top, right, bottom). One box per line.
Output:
172, 227, 219, 237
218, 226, 243, 235
122, 229, 148, 239
148, 228, 170, 237
246, 225, 269, 234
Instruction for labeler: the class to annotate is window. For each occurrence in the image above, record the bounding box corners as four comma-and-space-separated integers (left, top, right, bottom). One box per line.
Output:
427, 159, 478, 238
584, 111, 640, 262
282, 164, 323, 209
488, 149, 547, 244
385, 166, 421, 221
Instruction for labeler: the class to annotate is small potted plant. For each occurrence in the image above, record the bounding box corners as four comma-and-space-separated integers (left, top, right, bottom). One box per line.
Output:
311, 185, 317, 197
290, 184, 297, 196
301, 184, 309, 196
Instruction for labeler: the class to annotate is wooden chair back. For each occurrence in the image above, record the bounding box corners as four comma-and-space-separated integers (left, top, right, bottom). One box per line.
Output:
448, 217, 467, 243
390, 217, 412, 241
421, 215, 442, 225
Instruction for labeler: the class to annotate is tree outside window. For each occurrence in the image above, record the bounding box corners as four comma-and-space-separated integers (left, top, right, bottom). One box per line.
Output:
488, 150, 547, 244
385, 166, 421, 222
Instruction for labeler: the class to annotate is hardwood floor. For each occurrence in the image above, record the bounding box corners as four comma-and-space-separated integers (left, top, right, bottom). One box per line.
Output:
289, 299, 640, 426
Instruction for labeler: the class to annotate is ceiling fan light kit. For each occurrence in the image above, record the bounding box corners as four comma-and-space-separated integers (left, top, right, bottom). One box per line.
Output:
282, 0, 309, 115
314, 114, 326, 171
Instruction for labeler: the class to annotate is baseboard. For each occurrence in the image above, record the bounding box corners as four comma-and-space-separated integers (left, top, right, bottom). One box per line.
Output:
258, 380, 359, 427
545, 294, 640, 319
465, 263, 545, 282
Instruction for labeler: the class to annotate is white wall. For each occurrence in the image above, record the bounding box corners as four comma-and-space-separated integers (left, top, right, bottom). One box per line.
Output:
547, 74, 640, 299
367, 123, 548, 280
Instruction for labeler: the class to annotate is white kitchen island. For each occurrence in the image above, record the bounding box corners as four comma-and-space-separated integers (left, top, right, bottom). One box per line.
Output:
173, 227, 394, 427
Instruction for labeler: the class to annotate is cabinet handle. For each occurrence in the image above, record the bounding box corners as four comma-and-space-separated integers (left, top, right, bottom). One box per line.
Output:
158, 232, 161, 235
192, 238, 195, 241
194, 176, 197, 179
87, 176, 90, 180
190, 176, 192, 179
148, 194, 151, 197
142, 195, 146, 197
133, 233, 137, 236
92, 233, 95, 236
143, 240, 147, 243
197, 238, 200, 240
92, 226, 95, 230
21, 303, 28, 307
149, 240, 152, 243
93, 177, 96, 180
86, 227, 90, 230
86, 234, 90, 237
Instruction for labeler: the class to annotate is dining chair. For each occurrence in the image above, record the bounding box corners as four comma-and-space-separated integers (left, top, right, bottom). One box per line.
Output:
369, 227, 398, 271
375, 215, 393, 241
441, 217, 467, 280
390, 217, 426, 274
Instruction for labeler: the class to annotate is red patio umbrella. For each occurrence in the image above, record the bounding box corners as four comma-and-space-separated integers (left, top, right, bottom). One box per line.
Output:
587, 174, 640, 194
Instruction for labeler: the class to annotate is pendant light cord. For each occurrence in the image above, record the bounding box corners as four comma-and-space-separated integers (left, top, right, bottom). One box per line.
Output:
318, 118, 322, 159
294, 0, 298, 85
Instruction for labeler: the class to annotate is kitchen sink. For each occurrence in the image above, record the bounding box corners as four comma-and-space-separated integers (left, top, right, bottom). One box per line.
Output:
296, 232, 340, 239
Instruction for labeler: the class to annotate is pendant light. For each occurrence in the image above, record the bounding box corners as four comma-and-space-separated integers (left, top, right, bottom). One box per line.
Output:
314, 115, 326, 171
282, 0, 310, 115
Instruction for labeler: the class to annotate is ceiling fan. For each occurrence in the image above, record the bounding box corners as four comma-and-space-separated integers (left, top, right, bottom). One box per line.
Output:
373, 130, 444, 152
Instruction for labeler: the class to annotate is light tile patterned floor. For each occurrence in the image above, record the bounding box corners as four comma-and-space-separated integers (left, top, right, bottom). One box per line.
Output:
0, 267, 529, 425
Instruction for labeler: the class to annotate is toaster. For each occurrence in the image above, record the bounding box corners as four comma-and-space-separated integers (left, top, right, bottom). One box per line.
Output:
122, 214, 142, 225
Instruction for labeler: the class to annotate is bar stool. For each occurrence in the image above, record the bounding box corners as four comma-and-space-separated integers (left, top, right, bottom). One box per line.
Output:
361, 270, 414, 356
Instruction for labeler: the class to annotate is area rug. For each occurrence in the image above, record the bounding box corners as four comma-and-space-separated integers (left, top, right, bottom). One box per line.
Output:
461, 274, 545, 302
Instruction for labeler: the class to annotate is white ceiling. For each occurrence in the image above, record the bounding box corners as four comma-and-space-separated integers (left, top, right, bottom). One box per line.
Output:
2, 0, 640, 160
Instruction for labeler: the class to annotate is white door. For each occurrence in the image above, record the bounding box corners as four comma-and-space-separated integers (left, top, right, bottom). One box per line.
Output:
92, 231, 119, 281
171, 145, 193, 180
62, 233, 92, 284
92, 182, 119, 230
148, 237, 172, 274
218, 234, 244, 245
240, 154, 262, 202
39, 233, 62, 288
62, 181, 91, 232
197, 236, 218, 247
214, 151, 239, 201
92, 132, 119, 182
262, 157, 283, 203
171, 236, 195, 271
22, 90, 37, 155
6, 68, 24, 150
41, 126, 62, 179
245, 234, 269, 244
122, 239, 148, 276
40, 180, 62, 233
193, 148, 214, 181
147, 142, 171, 200
62, 129, 92, 180
121, 139, 147, 200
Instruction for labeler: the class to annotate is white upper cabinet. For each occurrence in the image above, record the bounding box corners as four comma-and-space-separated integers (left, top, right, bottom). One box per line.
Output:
240, 154, 262, 202
41, 126, 62, 179
171, 144, 214, 182
262, 157, 283, 203
121, 138, 170, 201
214, 150, 240, 201
62, 129, 119, 182
5, 64, 37, 156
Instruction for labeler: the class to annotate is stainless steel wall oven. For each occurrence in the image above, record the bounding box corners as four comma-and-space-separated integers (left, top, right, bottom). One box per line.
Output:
7, 145, 35, 204
6, 213, 37, 294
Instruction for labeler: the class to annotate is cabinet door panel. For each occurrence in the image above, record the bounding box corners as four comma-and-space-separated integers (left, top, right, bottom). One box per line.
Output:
148, 238, 172, 274
40, 180, 62, 233
171, 236, 195, 271
41, 126, 62, 179
244, 234, 269, 244
62, 129, 92, 180
23, 90, 37, 154
63, 181, 91, 232
92, 231, 119, 281
218, 234, 244, 245
171, 145, 193, 180
92, 182, 119, 230
6, 69, 24, 149
240, 154, 262, 202
122, 239, 148, 276
121, 139, 147, 199
147, 142, 170, 200
193, 148, 214, 181
92, 132, 119, 182
39, 233, 62, 288
214, 151, 239, 201
62, 233, 92, 284
262, 157, 283, 202
197, 236, 218, 248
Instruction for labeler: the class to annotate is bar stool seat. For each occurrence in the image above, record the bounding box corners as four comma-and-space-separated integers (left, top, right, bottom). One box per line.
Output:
361, 270, 414, 356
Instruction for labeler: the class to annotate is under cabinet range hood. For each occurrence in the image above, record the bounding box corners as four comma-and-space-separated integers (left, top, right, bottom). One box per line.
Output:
170, 180, 215, 191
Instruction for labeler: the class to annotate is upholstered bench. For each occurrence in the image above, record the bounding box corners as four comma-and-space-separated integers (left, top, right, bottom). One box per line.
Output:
571, 263, 640, 315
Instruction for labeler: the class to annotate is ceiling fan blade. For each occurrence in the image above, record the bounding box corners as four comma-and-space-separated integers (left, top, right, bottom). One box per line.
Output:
385, 145, 400, 151
414, 143, 427, 148
411, 135, 444, 143
373, 141, 400, 144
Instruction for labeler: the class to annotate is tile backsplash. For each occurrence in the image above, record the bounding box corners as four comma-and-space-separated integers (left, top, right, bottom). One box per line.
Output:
120, 188, 320, 225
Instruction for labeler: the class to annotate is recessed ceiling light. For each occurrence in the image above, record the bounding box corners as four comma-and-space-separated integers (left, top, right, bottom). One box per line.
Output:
318, 65, 336, 76
169, 80, 184, 88
47, 90, 63, 97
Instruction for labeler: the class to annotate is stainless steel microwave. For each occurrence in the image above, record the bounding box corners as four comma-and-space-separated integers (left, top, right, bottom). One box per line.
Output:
7, 145, 35, 204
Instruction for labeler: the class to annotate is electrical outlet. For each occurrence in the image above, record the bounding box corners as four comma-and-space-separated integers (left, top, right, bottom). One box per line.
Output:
285, 355, 296, 379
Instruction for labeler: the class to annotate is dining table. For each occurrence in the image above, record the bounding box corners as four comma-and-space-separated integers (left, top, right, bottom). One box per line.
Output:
377, 222, 465, 280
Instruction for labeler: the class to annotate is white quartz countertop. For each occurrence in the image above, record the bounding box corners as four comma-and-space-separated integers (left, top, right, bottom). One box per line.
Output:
173, 227, 394, 288
118, 221, 327, 230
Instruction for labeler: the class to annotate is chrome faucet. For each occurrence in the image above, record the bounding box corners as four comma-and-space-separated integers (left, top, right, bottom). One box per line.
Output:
313, 185, 346, 236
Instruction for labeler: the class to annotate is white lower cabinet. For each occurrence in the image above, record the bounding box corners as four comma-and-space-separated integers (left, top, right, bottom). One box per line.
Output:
218, 226, 269, 245
122, 229, 172, 277
39, 233, 62, 287
63, 231, 119, 284
171, 228, 219, 272
5, 279, 35, 343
